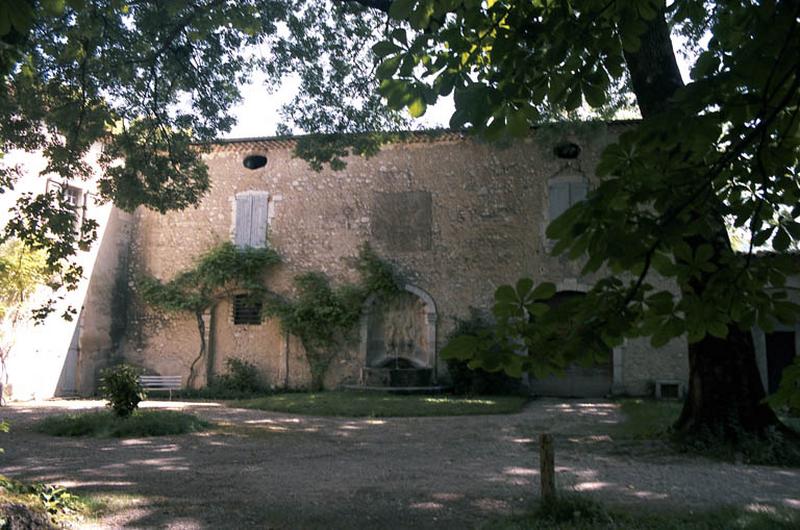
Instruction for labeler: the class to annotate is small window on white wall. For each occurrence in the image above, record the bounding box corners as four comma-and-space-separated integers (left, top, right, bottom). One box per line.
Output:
234, 191, 269, 248
548, 179, 588, 221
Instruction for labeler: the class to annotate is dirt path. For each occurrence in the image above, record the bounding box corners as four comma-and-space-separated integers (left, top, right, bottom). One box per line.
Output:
0, 399, 797, 529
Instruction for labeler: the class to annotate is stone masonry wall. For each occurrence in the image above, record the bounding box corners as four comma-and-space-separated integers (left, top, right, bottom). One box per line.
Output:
121, 125, 688, 394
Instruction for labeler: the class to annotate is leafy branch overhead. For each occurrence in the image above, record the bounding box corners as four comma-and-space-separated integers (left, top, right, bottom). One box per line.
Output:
361, 0, 800, 433
0, 0, 288, 314
441, 280, 611, 381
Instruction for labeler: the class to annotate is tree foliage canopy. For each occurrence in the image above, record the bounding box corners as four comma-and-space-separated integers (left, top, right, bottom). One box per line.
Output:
365, 1, 800, 410
1, 0, 286, 313
2, 1, 800, 418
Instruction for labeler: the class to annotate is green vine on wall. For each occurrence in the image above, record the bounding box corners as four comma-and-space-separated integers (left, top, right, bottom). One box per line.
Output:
137, 242, 281, 388
137, 241, 403, 391
263, 243, 404, 390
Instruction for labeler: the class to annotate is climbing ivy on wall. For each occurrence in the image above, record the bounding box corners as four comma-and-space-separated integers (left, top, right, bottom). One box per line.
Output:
137, 242, 281, 388
264, 243, 404, 391
138, 241, 403, 391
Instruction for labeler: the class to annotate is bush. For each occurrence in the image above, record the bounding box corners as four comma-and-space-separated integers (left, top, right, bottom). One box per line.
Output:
445, 311, 523, 396
214, 358, 263, 394
99, 364, 145, 417
35, 410, 210, 438
176, 358, 270, 399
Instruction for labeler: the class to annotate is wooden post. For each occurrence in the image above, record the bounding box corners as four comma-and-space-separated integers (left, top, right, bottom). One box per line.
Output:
540, 433, 555, 503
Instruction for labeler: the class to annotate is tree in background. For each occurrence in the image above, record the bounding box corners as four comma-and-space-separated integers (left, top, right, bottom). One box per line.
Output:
0, 238, 50, 394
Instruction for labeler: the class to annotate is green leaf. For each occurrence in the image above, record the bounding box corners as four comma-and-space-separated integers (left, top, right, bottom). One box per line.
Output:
376, 56, 401, 79
372, 41, 400, 58
391, 28, 408, 46
495, 285, 517, 304
582, 82, 606, 108
440, 335, 480, 360
507, 108, 529, 137
695, 244, 713, 264
516, 277, 533, 300
707, 321, 728, 339
527, 302, 550, 317
530, 282, 556, 301
773, 227, 790, 252
407, 96, 427, 118
42, 0, 66, 16
389, 0, 416, 20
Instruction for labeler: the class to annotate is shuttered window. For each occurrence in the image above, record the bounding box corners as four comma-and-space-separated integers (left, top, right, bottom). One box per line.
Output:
234, 192, 269, 248
548, 180, 588, 221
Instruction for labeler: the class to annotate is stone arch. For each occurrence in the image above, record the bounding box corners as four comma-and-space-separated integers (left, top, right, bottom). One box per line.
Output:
359, 284, 438, 383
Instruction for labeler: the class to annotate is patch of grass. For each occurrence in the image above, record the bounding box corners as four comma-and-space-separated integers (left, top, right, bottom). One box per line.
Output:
614, 399, 800, 466
0, 475, 90, 527
35, 410, 211, 438
483, 494, 800, 529
613, 398, 682, 440
234, 391, 528, 417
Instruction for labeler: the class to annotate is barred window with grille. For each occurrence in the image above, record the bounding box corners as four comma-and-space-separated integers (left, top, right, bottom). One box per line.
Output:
233, 294, 263, 325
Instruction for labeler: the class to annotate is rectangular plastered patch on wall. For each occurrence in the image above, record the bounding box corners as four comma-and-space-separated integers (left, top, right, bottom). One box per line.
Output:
372, 191, 432, 252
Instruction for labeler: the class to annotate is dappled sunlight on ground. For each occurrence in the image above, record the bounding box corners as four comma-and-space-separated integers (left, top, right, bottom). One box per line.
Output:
502, 466, 536, 477
572, 481, 613, 492
410, 501, 445, 510
1, 397, 798, 528
567, 434, 613, 444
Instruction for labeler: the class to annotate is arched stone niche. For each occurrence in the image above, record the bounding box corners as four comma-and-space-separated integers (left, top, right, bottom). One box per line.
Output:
359, 284, 437, 385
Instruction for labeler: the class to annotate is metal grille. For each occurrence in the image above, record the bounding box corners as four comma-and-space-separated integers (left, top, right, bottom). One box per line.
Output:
233, 295, 262, 325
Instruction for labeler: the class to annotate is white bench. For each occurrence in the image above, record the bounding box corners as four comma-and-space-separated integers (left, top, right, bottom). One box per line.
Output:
139, 375, 182, 399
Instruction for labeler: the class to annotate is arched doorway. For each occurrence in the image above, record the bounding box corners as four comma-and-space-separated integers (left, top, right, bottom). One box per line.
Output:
359, 285, 437, 387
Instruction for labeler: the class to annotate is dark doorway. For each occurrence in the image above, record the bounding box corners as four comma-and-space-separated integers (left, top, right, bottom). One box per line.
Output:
765, 331, 796, 394
527, 291, 612, 398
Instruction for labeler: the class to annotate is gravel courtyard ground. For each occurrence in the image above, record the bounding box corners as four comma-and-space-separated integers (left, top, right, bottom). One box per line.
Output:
0, 398, 797, 529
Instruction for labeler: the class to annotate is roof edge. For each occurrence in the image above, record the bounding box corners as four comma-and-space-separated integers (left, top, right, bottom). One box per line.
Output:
206, 120, 642, 150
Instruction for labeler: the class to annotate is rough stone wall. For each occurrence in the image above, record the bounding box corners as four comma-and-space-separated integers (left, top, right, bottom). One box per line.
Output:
620, 337, 688, 396
121, 125, 688, 394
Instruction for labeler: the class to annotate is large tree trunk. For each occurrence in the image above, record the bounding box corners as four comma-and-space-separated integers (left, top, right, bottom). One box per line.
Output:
623, 7, 783, 436
676, 327, 784, 437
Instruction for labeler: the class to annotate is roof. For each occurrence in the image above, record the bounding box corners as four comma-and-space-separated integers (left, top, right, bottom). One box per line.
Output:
207, 129, 466, 152
205, 120, 642, 152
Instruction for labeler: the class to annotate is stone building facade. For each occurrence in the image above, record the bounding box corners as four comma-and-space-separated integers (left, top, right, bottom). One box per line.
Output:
102, 124, 690, 397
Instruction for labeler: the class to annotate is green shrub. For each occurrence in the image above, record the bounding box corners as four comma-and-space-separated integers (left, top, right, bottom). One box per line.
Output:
35, 410, 210, 438
214, 358, 264, 394
445, 311, 523, 396
99, 364, 146, 417
0, 475, 85, 517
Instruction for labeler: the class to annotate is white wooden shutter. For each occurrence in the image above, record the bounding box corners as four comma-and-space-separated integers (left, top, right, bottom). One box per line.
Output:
249, 194, 268, 248
234, 194, 254, 247
548, 181, 570, 221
